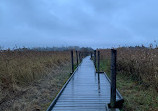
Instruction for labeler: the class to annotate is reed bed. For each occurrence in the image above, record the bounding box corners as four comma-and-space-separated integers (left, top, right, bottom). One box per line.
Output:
99, 47, 158, 91
0, 49, 73, 104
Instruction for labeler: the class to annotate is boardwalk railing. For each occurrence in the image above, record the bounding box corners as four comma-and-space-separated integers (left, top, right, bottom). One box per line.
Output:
97, 50, 100, 74
94, 50, 96, 68
47, 49, 124, 111
71, 50, 74, 73
95, 49, 124, 109
47, 50, 83, 111
110, 49, 117, 108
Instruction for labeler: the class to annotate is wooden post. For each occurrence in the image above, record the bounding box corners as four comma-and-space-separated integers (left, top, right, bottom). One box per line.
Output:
79, 52, 81, 63
90, 52, 92, 59
97, 50, 100, 94
94, 50, 96, 68
110, 49, 117, 108
71, 50, 74, 73
97, 51, 100, 73
76, 51, 78, 66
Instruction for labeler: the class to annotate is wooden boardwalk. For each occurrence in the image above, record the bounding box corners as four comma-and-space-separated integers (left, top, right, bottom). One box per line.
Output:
48, 56, 123, 111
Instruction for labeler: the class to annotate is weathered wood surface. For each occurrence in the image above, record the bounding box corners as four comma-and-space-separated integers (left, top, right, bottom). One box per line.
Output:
50, 56, 121, 111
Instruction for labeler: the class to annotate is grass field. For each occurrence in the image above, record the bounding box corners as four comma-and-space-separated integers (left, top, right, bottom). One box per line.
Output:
0, 49, 79, 111
98, 47, 158, 111
1, 47, 158, 110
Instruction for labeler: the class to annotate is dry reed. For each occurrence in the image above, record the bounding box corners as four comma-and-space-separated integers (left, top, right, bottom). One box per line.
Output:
99, 47, 158, 91
0, 49, 72, 104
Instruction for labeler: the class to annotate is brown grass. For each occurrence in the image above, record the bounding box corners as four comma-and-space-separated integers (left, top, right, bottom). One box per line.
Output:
99, 47, 158, 91
0, 50, 71, 86
0, 49, 74, 108
98, 47, 158, 110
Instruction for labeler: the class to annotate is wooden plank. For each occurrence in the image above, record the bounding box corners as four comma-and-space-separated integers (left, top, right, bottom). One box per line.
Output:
48, 56, 122, 111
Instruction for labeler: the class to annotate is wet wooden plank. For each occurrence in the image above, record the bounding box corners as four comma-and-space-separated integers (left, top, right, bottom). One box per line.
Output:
49, 56, 121, 111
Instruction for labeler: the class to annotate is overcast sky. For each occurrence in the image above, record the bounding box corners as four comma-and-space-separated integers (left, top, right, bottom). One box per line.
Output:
0, 0, 158, 48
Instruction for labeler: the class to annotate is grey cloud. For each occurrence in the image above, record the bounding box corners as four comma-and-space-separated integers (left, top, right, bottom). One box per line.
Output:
0, 0, 158, 48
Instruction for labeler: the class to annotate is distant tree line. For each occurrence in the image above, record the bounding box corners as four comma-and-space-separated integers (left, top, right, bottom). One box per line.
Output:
2, 46, 94, 52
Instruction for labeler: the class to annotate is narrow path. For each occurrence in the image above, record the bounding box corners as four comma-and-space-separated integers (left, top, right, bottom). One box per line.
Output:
51, 56, 121, 111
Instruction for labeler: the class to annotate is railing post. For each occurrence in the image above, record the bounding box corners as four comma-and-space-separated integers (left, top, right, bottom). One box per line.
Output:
79, 52, 81, 63
76, 51, 78, 66
97, 51, 100, 73
94, 50, 96, 68
90, 52, 92, 59
110, 49, 117, 108
97, 50, 100, 92
71, 50, 74, 73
